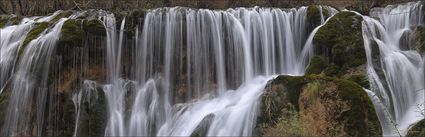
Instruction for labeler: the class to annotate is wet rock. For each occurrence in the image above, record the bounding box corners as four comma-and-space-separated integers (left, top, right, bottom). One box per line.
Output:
313, 11, 365, 70
413, 25, 425, 54
19, 22, 49, 56
0, 15, 23, 28
257, 75, 306, 134
76, 86, 108, 137
83, 19, 106, 36
190, 114, 215, 137
407, 119, 425, 137
306, 5, 331, 32
58, 19, 86, 47
49, 11, 73, 24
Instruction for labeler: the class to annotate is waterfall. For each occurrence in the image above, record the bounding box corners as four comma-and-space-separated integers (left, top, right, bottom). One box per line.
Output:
0, 5, 344, 136
1, 18, 68, 136
97, 6, 335, 136
361, 1, 425, 136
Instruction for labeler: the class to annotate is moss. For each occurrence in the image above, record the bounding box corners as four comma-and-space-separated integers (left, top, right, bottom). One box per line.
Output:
313, 11, 365, 70
0, 80, 11, 130
333, 78, 382, 137
407, 119, 425, 137
306, 55, 328, 74
58, 19, 86, 47
347, 74, 370, 89
0, 16, 8, 28
258, 75, 307, 132
323, 63, 340, 76
83, 19, 106, 36
190, 114, 214, 137
259, 75, 382, 136
62, 93, 76, 137
413, 25, 425, 54
123, 9, 146, 37
50, 10, 73, 24
0, 15, 23, 28
305, 81, 320, 102
19, 22, 49, 55
77, 87, 107, 137
306, 5, 330, 32
271, 75, 306, 108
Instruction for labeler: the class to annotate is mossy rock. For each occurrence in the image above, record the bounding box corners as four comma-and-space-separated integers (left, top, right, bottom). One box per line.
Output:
50, 10, 73, 24
347, 74, 370, 89
19, 22, 49, 56
83, 19, 106, 36
62, 92, 77, 137
306, 5, 329, 32
0, 80, 11, 130
306, 55, 328, 75
76, 87, 107, 137
258, 75, 382, 136
257, 75, 307, 131
413, 25, 425, 54
0, 15, 23, 28
313, 11, 366, 69
296, 76, 381, 136
332, 78, 381, 136
58, 19, 86, 47
190, 114, 215, 137
124, 9, 146, 37
407, 119, 425, 137
0, 15, 8, 28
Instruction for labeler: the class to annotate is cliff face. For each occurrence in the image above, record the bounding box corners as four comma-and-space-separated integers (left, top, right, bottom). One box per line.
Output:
0, 0, 415, 16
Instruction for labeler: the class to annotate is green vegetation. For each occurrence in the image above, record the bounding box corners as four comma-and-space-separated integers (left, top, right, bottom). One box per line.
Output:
263, 108, 312, 136
407, 119, 425, 137
333, 78, 381, 136
258, 75, 305, 131
77, 87, 107, 137
0, 15, 23, 28
414, 25, 425, 54
58, 19, 86, 47
348, 74, 370, 89
49, 11, 73, 24
306, 5, 330, 32
19, 22, 49, 55
83, 19, 106, 36
313, 11, 365, 68
306, 55, 328, 75
259, 75, 382, 136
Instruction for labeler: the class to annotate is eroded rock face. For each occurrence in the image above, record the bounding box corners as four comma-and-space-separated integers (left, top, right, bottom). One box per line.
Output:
258, 75, 382, 137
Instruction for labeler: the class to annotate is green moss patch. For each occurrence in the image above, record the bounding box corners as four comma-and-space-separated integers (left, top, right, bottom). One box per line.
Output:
407, 119, 425, 137
306, 5, 330, 32
0, 15, 23, 28
58, 19, 86, 47
333, 78, 381, 136
50, 10, 73, 24
19, 22, 49, 55
306, 55, 328, 74
313, 11, 366, 68
258, 75, 382, 136
83, 19, 106, 36
413, 25, 425, 54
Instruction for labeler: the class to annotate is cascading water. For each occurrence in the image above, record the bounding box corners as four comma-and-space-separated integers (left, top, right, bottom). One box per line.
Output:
95, 6, 335, 136
2, 18, 68, 136
361, 1, 425, 136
